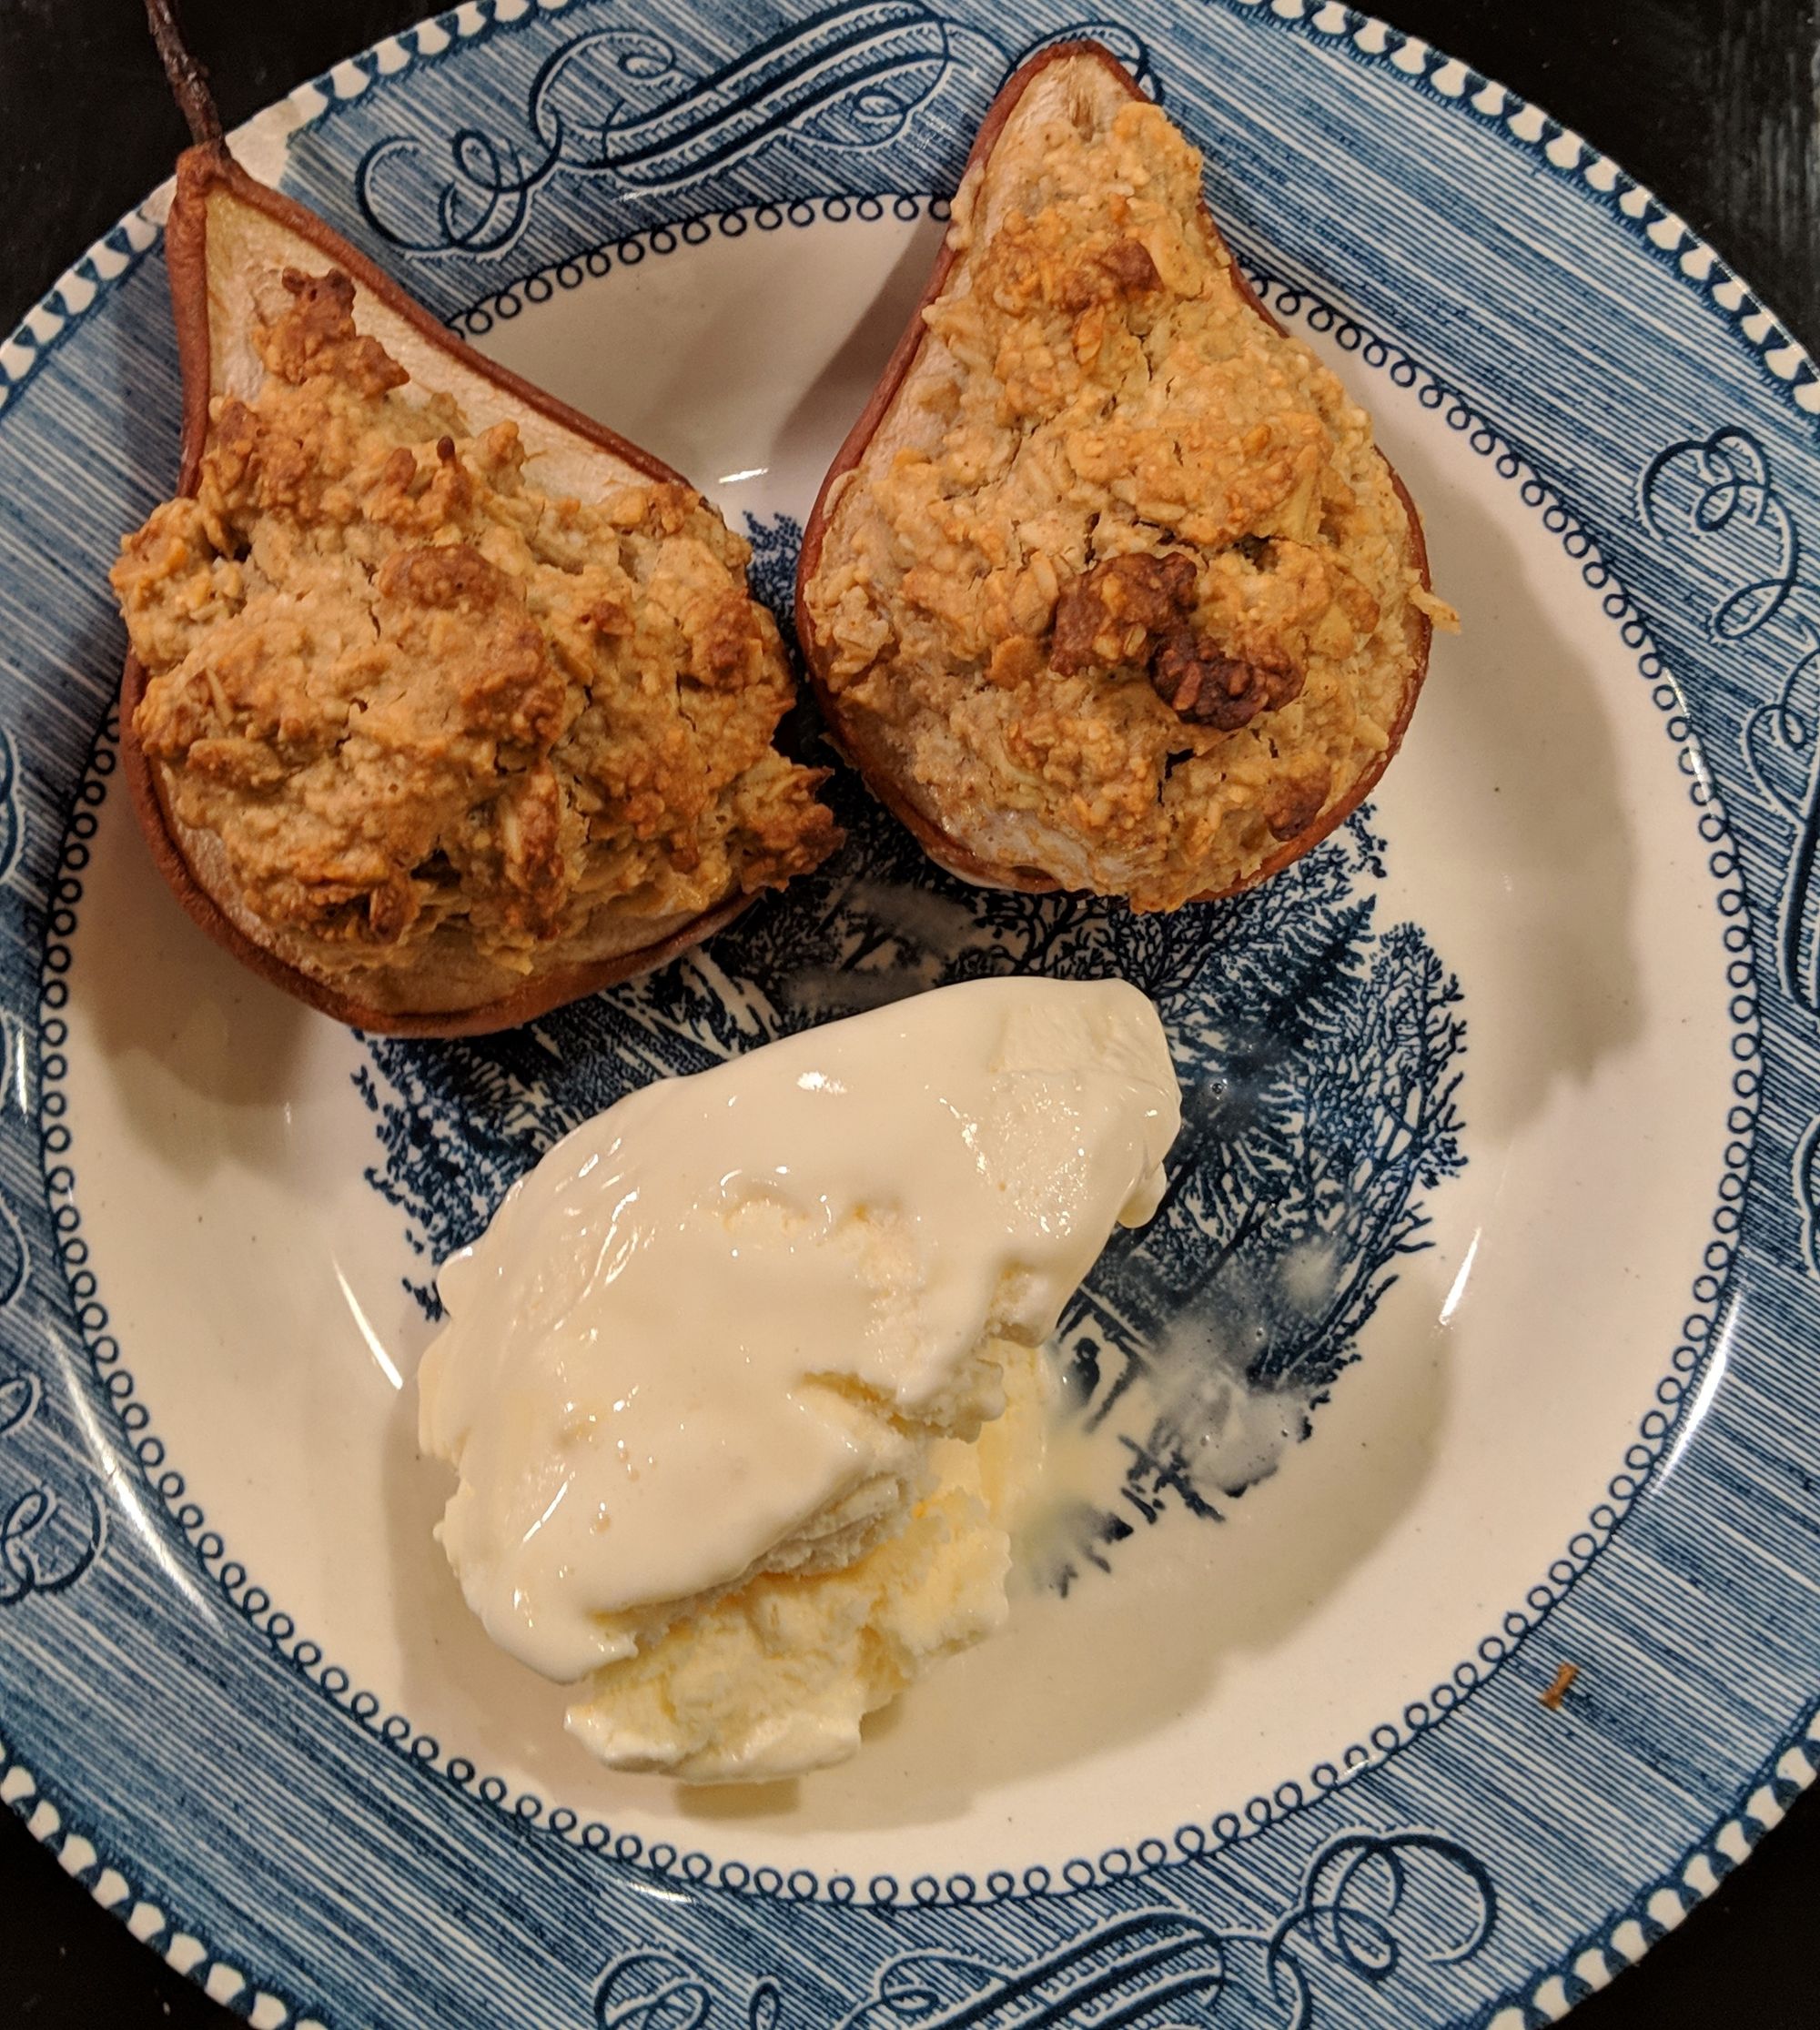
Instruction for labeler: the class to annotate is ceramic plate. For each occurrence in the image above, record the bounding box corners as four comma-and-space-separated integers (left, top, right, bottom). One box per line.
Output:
3, 3, 1817, 2025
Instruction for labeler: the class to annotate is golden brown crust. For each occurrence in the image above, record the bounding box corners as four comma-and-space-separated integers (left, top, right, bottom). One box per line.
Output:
794, 42, 1435, 909
119, 147, 838, 1035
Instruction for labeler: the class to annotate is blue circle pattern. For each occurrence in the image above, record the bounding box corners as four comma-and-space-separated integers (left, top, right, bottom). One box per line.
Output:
1, 6, 1813, 421
33, 258, 1756, 1911
451, 193, 952, 339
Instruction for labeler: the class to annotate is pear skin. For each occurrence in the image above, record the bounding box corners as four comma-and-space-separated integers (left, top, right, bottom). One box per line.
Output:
120, 131, 836, 1034
795, 42, 1437, 909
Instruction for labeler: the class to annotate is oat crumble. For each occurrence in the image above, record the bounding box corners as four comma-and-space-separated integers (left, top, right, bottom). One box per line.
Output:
115, 267, 838, 1010
803, 67, 1446, 908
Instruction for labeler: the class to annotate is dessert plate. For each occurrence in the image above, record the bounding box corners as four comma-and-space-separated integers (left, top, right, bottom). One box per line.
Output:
1, 3, 1816, 2025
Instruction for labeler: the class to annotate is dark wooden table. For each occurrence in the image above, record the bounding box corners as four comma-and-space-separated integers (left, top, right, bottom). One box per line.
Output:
1, 1, 1815, 2024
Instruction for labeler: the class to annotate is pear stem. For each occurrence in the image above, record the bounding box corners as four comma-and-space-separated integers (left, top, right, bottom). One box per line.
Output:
144, 0, 225, 152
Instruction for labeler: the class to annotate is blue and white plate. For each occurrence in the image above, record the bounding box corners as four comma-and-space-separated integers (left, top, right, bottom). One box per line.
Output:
2, 3, 1816, 2024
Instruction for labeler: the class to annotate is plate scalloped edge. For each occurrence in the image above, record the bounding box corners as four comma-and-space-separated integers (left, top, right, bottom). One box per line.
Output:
10, 1696, 1820, 2027
4, 0, 1815, 420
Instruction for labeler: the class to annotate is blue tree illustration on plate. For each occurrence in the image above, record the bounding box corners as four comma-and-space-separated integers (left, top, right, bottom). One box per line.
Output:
355, 515, 1465, 1585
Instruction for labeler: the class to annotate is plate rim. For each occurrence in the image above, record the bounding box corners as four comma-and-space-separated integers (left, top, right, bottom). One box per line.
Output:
1, 2, 1816, 2025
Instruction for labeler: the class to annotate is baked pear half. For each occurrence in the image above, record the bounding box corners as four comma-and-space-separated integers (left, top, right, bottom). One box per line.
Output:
113, 59, 838, 1035
795, 43, 1448, 910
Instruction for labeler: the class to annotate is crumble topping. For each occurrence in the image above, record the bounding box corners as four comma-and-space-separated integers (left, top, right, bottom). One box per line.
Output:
115, 268, 838, 1005
804, 82, 1447, 907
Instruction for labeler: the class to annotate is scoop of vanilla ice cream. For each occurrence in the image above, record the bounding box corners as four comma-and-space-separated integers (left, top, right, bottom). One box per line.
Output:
566, 1340, 1053, 1781
417, 975, 1180, 1780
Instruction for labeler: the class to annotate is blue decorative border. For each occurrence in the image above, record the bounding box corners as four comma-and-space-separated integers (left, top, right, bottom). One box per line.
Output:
0, 2, 1814, 2024
0, 1736, 327, 2030
30, 258, 1754, 1912
1471, 1702, 1820, 2025
10, 1674, 1816, 2030
5, 0, 1813, 419
450, 190, 951, 339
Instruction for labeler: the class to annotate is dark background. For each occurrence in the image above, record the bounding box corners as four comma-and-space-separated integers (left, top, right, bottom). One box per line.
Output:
1, 0, 1816, 2023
